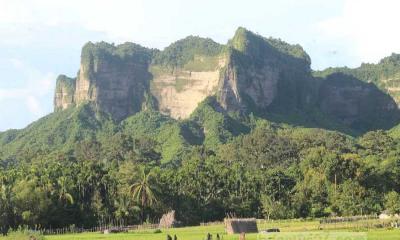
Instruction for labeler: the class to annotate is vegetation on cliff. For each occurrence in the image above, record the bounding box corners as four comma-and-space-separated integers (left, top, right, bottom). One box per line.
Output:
81, 41, 155, 67
229, 27, 311, 67
153, 36, 224, 68
314, 53, 400, 103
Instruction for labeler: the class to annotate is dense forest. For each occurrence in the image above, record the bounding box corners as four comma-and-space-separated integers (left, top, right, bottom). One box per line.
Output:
1, 101, 400, 233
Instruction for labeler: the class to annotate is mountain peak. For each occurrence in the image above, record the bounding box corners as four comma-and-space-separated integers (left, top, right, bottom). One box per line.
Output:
229, 27, 311, 66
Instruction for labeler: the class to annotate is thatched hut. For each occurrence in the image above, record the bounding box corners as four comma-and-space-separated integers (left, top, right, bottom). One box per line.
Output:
159, 210, 180, 228
224, 218, 258, 234
379, 210, 400, 219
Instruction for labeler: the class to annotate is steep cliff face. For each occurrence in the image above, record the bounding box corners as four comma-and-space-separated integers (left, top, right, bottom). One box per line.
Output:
75, 42, 153, 120
149, 36, 226, 119
319, 73, 399, 131
314, 53, 400, 105
218, 27, 313, 112
51, 29, 321, 121
150, 60, 225, 119
54, 75, 75, 111
51, 27, 400, 133
377, 54, 400, 104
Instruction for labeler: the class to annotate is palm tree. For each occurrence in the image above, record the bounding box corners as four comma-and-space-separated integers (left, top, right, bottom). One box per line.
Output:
57, 176, 74, 205
130, 169, 157, 222
114, 194, 132, 226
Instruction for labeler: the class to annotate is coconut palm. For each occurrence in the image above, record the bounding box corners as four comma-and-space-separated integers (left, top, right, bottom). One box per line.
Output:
114, 194, 133, 225
57, 176, 74, 205
130, 169, 157, 222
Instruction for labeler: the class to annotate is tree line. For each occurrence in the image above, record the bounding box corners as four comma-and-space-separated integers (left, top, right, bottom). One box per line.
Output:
1, 126, 400, 234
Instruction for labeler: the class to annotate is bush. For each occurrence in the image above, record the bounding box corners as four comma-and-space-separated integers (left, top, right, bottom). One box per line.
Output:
6, 228, 45, 240
153, 229, 162, 233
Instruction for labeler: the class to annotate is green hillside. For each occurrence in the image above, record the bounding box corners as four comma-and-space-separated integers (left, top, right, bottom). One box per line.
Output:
2, 100, 400, 230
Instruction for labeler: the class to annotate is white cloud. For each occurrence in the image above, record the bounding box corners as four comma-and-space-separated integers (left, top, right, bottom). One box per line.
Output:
0, 0, 153, 45
5, 58, 55, 94
0, 58, 55, 116
318, 0, 400, 64
0, 0, 216, 48
26, 95, 42, 116
9, 58, 24, 69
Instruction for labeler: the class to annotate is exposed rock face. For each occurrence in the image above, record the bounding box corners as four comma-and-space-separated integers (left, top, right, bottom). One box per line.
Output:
149, 36, 226, 119
74, 42, 153, 120
218, 27, 312, 112
51, 29, 318, 120
377, 54, 400, 105
150, 56, 226, 119
74, 64, 91, 103
314, 53, 400, 107
219, 57, 286, 112
52, 28, 400, 132
54, 75, 75, 111
218, 57, 241, 111
319, 73, 399, 131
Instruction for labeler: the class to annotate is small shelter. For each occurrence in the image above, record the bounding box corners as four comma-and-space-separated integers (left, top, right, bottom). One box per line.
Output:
379, 210, 400, 219
159, 210, 179, 228
224, 218, 258, 234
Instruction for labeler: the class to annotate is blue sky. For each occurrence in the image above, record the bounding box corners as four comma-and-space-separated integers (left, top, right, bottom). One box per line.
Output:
1, 0, 400, 131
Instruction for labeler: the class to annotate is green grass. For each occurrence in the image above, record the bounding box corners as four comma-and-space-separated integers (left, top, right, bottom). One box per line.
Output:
174, 78, 191, 92
45, 225, 233, 240
183, 55, 221, 71
2, 223, 399, 240
367, 229, 400, 240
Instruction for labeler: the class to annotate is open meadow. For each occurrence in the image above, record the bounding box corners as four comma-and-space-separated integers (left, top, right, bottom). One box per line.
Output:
2, 221, 399, 240
42, 227, 400, 240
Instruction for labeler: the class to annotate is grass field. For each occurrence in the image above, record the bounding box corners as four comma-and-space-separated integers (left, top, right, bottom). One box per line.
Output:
44, 226, 400, 240
2, 222, 400, 239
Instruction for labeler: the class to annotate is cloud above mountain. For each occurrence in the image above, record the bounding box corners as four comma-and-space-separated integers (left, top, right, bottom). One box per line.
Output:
318, 0, 400, 64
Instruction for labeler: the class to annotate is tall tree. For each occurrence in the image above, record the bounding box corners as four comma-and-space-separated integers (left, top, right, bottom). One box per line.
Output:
57, 176, 74, 205
130, 169, 157, 222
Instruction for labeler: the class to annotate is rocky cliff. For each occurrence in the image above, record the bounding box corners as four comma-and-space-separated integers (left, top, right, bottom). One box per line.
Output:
76, 42, 154, 121
53, 27, 400, 133
218, 28, 314, 112
149, 36, 226, 119
55, 42, 154, 120
54, 75, 75, 111
318, 73, 399, 132
314, 53, 400, 105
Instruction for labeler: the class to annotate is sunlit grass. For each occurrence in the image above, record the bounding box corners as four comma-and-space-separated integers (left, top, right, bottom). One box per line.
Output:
1, 222, 398, 240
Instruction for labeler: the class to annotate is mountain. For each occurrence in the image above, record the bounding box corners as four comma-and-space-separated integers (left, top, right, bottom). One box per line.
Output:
2, 27, 400, 162
2, 27, 400, 161
52, 27, 400, 136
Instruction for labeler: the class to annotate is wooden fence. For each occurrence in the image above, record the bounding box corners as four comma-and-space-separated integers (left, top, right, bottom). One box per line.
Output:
24, 215, 400, 236
40, 223, 159, 235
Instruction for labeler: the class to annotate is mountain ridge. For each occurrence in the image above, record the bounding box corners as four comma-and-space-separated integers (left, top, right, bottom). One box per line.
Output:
52, 27, 400, 135
2, 27, 400, 162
